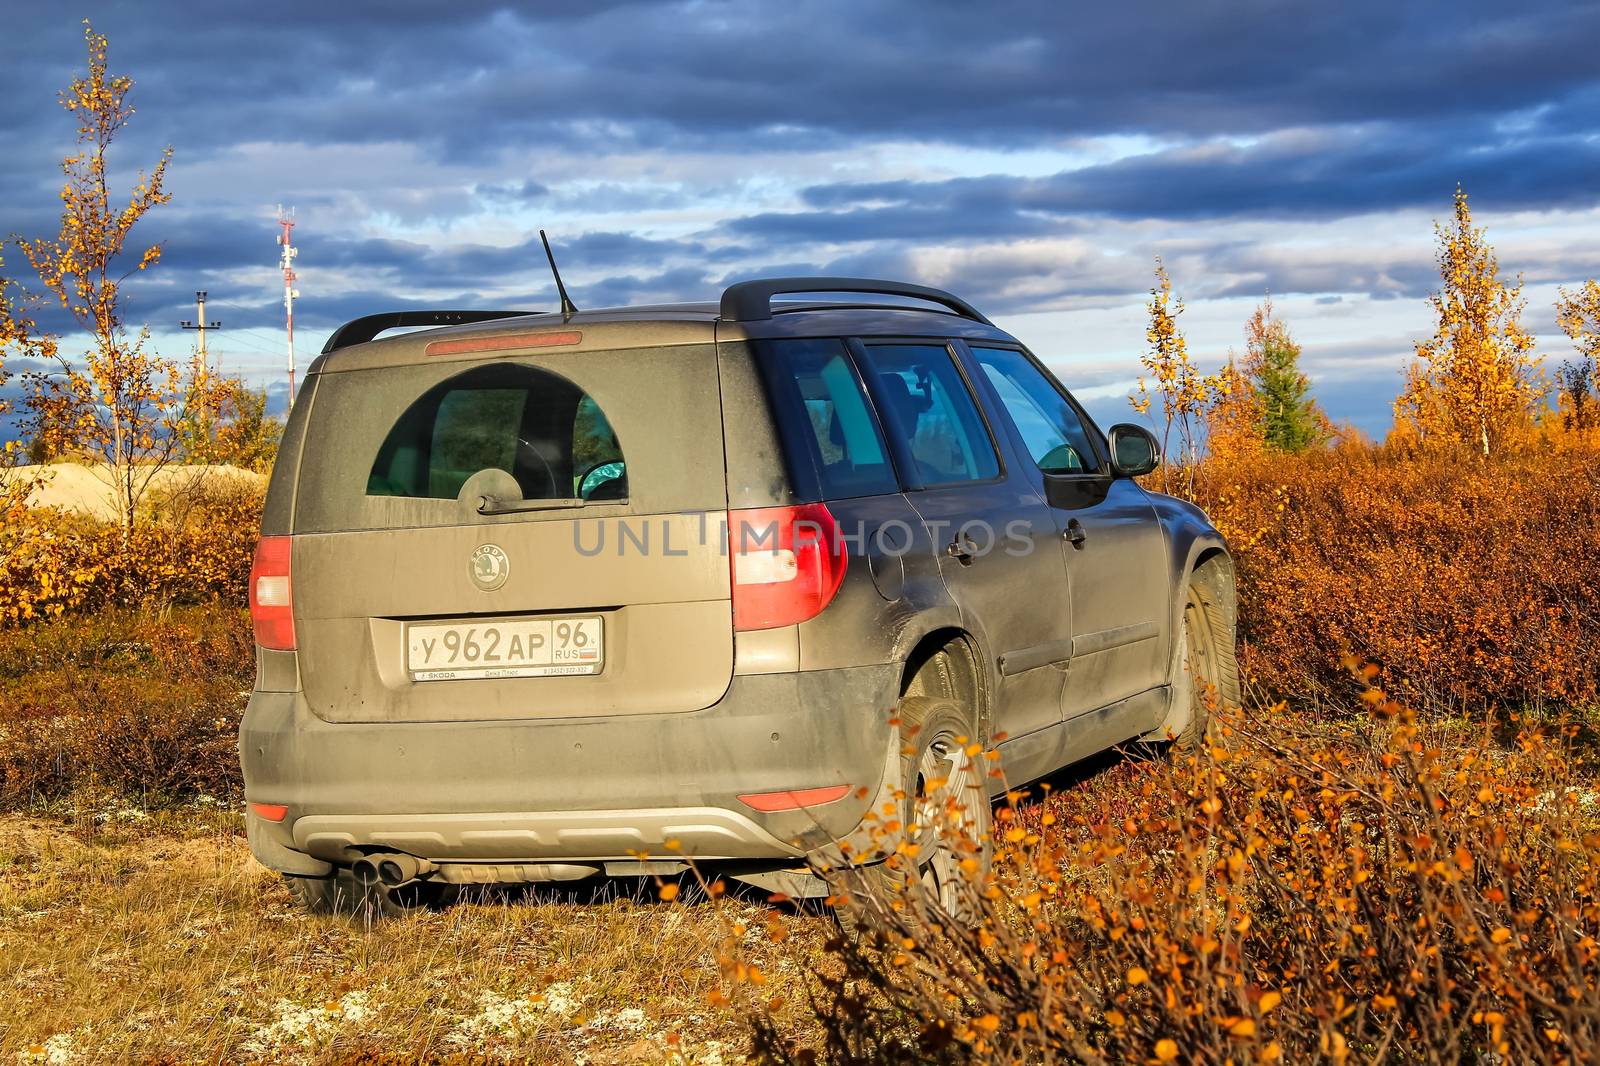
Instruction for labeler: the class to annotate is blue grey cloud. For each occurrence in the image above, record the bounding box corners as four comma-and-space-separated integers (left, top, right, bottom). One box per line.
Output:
3, 0, 1600, 439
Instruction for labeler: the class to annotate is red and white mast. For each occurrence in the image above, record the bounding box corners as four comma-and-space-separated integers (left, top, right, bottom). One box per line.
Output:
276, 206, 300, 404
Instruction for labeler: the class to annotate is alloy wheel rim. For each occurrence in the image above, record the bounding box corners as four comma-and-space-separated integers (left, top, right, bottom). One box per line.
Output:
912, 731, 980, 912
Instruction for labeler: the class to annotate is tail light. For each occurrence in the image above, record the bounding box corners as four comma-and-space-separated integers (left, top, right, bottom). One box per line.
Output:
730, 503, 847, 631
738, 784, 852, 812
249, 536, 296, 650
249, 801, 289, 822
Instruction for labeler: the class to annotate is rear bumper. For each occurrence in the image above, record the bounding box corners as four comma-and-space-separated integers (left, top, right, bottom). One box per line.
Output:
240, 664, 900, 870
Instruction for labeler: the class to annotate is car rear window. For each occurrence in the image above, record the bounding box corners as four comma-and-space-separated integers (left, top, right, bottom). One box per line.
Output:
757, 338, 898, 501
368, 363, 626, 503
291, 344, 726, 533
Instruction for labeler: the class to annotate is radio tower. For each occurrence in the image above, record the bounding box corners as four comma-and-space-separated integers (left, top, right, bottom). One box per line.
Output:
276, 206, 300, 404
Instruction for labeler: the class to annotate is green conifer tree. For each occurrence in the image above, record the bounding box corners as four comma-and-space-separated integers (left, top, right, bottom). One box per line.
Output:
1245, 300, 1324, 452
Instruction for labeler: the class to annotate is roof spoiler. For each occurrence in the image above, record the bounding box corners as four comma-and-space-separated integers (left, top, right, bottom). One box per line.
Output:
321, 309, 542, 354
719, 277, 991, 325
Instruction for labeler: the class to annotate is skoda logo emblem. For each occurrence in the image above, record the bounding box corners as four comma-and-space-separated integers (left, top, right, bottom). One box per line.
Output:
470, 543, 510, 591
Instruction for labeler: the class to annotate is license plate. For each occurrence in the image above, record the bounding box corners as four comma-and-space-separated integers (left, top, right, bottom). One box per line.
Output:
407, 616, 604, 681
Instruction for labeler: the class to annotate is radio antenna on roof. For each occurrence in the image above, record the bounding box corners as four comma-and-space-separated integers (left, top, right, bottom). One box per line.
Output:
540, 230, 579, 317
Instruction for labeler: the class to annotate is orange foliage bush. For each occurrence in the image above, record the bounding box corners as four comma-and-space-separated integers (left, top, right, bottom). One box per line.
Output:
0, 478, 260, 626
743, 677, 1600, 1064
1194, 442, 1600, 710
0, 605, 251, 806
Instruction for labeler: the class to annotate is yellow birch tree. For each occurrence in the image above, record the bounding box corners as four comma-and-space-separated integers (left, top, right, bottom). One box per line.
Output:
1394, 188, 1542, 455
0, 266, 57, 518
1203, 355, 1264, 465
15, 21, 190, 543
1131, 259, 1211, 492
1554, 279, 1600, 433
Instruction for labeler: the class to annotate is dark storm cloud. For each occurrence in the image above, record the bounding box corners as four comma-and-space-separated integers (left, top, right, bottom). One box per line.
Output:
792, 120, 1600, 226
2, 0, 1598, 399
7, 1, 1600, 159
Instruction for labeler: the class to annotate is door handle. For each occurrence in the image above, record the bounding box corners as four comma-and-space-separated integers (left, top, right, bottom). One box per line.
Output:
945, 533, 978, 565
1063, 519, 1086, 547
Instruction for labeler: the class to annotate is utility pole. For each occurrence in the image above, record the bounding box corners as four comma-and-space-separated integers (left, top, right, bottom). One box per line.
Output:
276, 206, 300, 404
179, 290, 222, 372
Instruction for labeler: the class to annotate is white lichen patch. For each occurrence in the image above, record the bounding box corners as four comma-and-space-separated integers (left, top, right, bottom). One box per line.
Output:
240, 990, 371, 1057
16, 1030, 81, 1065
446, 981, 580, 1045
577, 1005, 650, 1034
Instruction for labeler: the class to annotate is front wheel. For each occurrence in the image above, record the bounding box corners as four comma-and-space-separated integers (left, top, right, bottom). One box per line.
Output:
1166, 569, 1241, 752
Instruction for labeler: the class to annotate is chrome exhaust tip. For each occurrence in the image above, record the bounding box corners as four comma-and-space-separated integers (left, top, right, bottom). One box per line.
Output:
353, 852, 436, 888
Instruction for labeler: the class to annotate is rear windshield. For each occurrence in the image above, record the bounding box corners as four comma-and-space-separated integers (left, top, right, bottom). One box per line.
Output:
291, 345, 726, 533
368, 363, 626, 503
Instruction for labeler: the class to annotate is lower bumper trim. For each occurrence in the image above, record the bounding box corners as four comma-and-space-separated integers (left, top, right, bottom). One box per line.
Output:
290, 806, 804, 863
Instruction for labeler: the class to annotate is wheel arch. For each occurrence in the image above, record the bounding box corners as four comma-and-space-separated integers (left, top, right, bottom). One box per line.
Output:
897, 626, 991, 741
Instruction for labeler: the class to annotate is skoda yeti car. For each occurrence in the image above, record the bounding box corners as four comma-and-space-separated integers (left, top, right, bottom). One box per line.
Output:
241, 277, 1238, 913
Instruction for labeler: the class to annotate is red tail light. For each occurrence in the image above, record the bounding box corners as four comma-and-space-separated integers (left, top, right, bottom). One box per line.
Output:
249, 802, 289, 822
738, 784, 852, 812
729, 503, 847, 631
249, 536, 296, 651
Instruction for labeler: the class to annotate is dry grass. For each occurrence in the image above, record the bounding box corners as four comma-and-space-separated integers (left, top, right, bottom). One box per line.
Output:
0, 807, 834, 1063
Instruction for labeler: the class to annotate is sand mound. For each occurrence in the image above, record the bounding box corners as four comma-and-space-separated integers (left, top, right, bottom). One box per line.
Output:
12, 463, 266, 521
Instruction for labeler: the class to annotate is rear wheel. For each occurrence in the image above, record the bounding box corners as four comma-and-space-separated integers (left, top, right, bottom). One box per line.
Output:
282, 870, 460, 918
833, 695, 992, 929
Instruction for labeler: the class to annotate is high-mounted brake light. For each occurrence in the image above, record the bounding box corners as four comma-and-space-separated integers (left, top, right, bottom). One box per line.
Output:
249, 536, 296, 651
729, 503, 847, 631
424, 330, 582, 357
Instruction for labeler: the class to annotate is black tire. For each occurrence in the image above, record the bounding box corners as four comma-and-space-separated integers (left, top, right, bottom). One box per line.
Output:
1168, 566, 1241, 752
832, 695, 992, 929
282, 870, 460, 918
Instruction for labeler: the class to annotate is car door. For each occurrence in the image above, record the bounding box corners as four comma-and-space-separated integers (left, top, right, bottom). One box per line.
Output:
852, 339, 1072, 746
961, 343, 1171, 719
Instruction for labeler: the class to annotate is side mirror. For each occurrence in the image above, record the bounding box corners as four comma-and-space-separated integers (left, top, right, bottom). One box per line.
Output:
1107, 424, 1160, 478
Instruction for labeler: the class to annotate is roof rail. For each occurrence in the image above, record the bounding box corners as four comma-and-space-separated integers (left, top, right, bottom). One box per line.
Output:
719, 277, 992, 326
321, 309, 541, 354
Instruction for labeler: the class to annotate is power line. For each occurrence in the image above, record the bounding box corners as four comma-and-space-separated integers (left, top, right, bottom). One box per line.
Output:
179, 290, 222, 371
217, 330, 289, 356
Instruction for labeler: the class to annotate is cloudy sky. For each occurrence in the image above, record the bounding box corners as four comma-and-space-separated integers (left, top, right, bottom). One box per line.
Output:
4, 0, 1599, 437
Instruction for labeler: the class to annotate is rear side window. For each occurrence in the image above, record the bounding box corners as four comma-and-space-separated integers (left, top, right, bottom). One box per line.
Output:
862, 343, 1000, 486
369, 362, 627, 503
759, 339, 898, 500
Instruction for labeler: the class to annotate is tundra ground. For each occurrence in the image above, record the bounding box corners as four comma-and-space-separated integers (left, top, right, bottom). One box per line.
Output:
0, 806, 833, 1063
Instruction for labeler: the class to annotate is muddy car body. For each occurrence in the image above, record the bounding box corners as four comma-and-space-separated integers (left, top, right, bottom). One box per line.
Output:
240, 278, 1237, 911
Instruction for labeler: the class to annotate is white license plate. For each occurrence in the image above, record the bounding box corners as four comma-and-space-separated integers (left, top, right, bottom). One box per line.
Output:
407, 616, 604, 681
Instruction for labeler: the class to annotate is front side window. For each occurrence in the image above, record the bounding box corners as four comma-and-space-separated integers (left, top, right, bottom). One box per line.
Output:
971, 346, 1101, 476
863, 343, 1000, 486
368, 362, 626, 503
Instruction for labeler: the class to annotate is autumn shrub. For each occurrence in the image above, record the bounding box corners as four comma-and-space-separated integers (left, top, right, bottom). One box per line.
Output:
0, 604, 252, 807
1194, 441, 1600, 710
744, 674, 1600, 1064
0, 476, 260, 626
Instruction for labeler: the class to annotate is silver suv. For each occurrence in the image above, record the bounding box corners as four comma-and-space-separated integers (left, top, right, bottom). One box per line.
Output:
240, 277, 1238, 913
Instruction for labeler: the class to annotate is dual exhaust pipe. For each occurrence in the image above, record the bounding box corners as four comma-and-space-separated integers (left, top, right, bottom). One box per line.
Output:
351, 852, 437, 889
